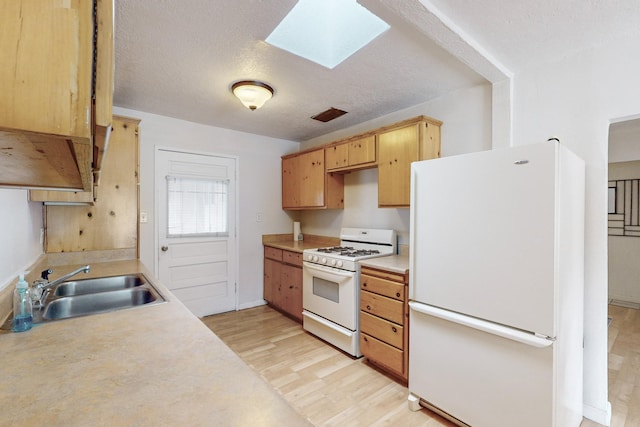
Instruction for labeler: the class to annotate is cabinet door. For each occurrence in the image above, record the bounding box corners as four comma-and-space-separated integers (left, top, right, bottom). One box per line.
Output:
264, 258, 281, 304
298, 149, 326, 208
326, 143, 348, 170
282, 156, 299, 208
377, 124, 419, 207
281, 264, 302, 321
282, 149, 343, 210
94, 0, 114, 130
0, 0, 93, 138
349, 135, 376, 166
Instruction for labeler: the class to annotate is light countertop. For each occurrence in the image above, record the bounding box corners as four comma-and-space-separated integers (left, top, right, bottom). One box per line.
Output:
262, 233, 340, 253
360, 254, 410, 275
0, 260, 310, 427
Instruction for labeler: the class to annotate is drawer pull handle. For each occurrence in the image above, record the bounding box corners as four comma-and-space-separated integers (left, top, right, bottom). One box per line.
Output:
363, 282, 367, 287
392, 327, 397, 333
363, 336, 368, 342
366, 305, 372, 311
396, 292, 401, 298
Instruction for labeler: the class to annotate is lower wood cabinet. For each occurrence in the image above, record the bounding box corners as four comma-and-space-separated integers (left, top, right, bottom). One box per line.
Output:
264, 246, 303, 322
359, 265, 409, 382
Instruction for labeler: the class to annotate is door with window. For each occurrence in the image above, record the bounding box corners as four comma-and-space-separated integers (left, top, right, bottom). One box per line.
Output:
156, 149, 237, 317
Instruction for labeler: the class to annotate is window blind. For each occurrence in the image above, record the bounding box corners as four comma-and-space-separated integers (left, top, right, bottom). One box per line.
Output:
166, 175, 229, 237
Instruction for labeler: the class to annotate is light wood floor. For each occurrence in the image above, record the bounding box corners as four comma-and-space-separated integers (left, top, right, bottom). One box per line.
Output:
603, 304, 640, 427
202, 304, 640, 427
202, 305, 454, 426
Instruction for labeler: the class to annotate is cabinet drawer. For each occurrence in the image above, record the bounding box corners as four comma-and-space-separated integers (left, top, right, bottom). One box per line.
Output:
361, 274, 405, 301
360, 291, 403, 324
360, 311, 403, 349
282, 250, 302, 266
264, 246, 282, 261
360, 332, 404, 376
361, 266, 407, 284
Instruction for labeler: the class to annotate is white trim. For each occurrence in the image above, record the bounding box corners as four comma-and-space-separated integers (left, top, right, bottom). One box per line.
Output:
583, 401, 611, 426
237, 300, 268, 311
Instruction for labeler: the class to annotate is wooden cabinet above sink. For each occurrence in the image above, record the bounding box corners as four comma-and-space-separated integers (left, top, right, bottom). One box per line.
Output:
0, 0, 114, 191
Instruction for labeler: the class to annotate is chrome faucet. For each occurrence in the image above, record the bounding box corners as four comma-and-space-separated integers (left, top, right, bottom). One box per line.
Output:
32, 265, 91, 308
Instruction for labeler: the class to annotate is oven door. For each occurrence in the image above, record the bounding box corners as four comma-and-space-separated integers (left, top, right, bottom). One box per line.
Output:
302, 261, 357, 331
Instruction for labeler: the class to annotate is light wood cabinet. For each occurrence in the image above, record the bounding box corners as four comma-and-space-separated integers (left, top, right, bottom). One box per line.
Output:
0, 0, 114, 191
44, 116, 139, 254
359, 265, 409, 382
93, 0, 115, 186
326, 135, 376, 172
281, 116, 440, 211
264, 246, 303, 322
282, 148, 344, 210
377, 118, 441, 207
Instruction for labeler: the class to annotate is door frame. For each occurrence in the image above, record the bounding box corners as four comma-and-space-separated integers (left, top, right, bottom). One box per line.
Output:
153, 146, 240, 312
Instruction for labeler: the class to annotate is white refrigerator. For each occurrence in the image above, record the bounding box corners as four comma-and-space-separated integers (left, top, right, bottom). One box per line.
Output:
408, 141, 585, 427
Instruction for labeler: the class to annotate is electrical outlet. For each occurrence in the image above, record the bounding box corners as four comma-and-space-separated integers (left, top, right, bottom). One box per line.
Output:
140, 211, 148, 223
256, 212, 263, 222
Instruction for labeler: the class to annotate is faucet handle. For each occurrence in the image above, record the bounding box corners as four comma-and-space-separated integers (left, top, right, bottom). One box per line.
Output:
41, 269, 53, 280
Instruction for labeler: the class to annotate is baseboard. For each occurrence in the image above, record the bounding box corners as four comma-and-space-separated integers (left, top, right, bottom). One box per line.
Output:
237, 299, 267, 311
609, 298, 640, 309
583, 401, 611, 426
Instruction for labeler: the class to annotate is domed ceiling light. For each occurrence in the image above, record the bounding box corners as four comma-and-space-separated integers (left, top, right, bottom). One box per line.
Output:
231, 80, 274, 111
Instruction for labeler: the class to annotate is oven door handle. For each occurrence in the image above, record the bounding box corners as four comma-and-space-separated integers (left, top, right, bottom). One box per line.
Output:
303, 262, 354, 281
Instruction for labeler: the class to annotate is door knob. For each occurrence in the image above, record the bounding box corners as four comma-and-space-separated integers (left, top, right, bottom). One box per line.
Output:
161, 246, 169, 252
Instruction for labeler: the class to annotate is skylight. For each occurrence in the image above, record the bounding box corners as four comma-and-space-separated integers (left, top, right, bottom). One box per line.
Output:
265, 0, 390, 69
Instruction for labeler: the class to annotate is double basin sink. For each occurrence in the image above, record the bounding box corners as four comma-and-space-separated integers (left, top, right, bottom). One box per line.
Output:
5, 273, 165, 328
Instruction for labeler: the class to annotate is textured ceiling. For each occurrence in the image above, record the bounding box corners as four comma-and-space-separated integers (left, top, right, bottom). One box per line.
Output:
113, 0, 640, 142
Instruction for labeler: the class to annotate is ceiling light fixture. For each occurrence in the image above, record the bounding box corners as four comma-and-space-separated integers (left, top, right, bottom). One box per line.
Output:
231, 80, 274, 111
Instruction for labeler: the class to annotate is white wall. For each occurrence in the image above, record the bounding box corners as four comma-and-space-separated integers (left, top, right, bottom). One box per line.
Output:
299, 83, 492, 246
512, 32, 640, 423
608, 161, 640, 304
113, 107, 300, 310
0, 189, 43, 290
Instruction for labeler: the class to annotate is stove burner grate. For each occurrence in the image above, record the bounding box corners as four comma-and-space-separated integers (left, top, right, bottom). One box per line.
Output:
314, 246, 381, 258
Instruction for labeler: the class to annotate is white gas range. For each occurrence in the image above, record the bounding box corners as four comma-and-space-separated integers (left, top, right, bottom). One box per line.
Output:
302, 228, 397, 357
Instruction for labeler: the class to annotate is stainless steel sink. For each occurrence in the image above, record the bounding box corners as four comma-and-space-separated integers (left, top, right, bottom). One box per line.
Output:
53, 274, 145, 296
1, 273, 165, 329
43, 287, 160, 321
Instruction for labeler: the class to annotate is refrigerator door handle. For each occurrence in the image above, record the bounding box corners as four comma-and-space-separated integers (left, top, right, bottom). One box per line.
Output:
409, 301, 555, 348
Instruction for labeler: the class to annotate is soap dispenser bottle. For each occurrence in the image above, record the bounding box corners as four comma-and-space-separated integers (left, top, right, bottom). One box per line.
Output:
12, 274, 33, 332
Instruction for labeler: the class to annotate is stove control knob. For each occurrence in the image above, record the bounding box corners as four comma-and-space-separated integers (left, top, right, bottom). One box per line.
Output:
336, 260, 343, 268
312, 255, 318, 262
330, 259, 337, 266
321, 257, 327, 264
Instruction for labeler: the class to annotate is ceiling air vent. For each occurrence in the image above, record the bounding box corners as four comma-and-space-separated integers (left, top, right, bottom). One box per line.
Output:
311, 107, 348, 123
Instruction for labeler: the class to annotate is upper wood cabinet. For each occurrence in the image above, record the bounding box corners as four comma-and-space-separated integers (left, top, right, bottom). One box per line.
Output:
326, 135, 376, 172
377, 117, 441, 207
93, 0, 115, 185
282, 148, 344, 210
0, 0, 114, 191
280, 115, 439, 210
